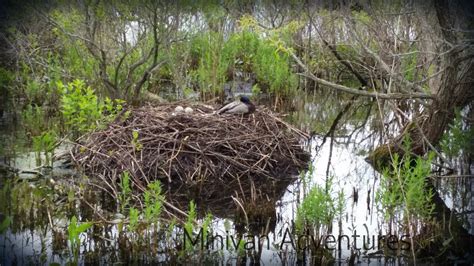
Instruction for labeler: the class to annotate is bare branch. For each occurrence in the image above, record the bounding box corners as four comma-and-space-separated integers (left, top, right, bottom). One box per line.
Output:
291, 52, 434, 100
345, 18, 428, 94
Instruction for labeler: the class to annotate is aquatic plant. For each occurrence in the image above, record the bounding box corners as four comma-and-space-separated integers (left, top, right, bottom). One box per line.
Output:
376, 137, 435, 258
376, 137, 435, 222
67, 215, 92, 263
58, 79, 102, 135
177, 200, 198, 260
119, 171, 132, 214
143, 180, 164, 224
32, 130, 56, 166
187, 24, 299, 102
190, 32, 229, 99
183, 200, 197, 248
376, 151, 435, 221
128, 207, 139, 233
295, 183, 336, 236
201, 212, 213, 248
22, 105, 51, 137
294, 177, 341, 263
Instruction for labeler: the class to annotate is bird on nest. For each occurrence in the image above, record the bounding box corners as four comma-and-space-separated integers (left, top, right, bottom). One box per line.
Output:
217, 95, 256, 115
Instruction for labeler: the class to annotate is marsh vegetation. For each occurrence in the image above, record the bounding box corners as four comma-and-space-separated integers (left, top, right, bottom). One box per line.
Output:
0, 1, 473, 264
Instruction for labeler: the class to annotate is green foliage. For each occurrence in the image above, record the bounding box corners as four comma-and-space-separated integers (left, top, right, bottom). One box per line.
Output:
22, 105, 50, 136
0, 66, 13, 82
376, 150, 435, 221
143, 180, 164, 223
190, 32, 229, 97
59, 79, 102, 134
128, 207, 140, 233
440, 110, 474, 157
252, 39, 298, 95
8, 28, 63, 107
352, 10, 372, 24
124, 180, 164, 234
201, 212, 213, 244
224, 31, 261, 72
251, 84, 261, 97
295, 179, 338, 235
51, 10, 98, 81
32, 130, 56, 166
131, 130, 143, 151
68, 215, 93, 262
184, 200, 197, 237
188, 28, 298, 99
0, 67, 14, 91
182, 87, 195, 99
58, 79, 124, 136
25, 79, 44, 104
119, 171, 132, 214
0, 216, 11, 234
183, 200, 197, 252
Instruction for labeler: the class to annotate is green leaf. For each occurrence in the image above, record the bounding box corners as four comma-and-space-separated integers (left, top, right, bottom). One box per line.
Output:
0, 216, 12, 234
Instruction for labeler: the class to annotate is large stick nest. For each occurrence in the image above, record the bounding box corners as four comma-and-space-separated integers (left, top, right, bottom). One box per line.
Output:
71, 103, 310, 210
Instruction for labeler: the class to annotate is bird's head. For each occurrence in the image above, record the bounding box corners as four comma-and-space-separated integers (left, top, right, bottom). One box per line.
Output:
240, 95, 251, 104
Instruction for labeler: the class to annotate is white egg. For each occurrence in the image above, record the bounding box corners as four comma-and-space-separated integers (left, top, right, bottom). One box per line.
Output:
184, 107, 193, 114
174, 106, 184, 113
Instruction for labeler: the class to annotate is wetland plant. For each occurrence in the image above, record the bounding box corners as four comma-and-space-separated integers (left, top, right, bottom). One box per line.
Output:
294, 182, 338, 263
67, 215, 92, 263
179, 201, 217, 262
183, 200, 197, 252
376, 151, 435, 223
376, 139, 435, 258
440, 109, 474, 157
128, 207, 140, 233
119, 171, 132, 214
144, 180, 164, 225
22, 105, 50, 137
59, 79, 125, 137
32, 130, 56, 166
295, 183, 336, 236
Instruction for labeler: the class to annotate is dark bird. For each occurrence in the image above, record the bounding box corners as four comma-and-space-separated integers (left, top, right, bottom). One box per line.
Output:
217, 95, 255, 115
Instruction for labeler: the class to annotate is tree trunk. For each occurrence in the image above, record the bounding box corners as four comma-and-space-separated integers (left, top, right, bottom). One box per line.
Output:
367, 0, 474, 254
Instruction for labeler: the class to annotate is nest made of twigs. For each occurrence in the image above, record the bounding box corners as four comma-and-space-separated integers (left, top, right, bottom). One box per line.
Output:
71, 102, 310, 207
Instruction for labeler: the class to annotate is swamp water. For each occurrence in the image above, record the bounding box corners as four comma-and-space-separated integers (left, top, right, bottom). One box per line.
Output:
0, 95, 473, 265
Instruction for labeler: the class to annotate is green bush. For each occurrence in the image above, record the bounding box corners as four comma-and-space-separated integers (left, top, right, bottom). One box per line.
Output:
376, 147, 435, 222
144, 180, 164, 223
295, 182, 336, 235
58, 79, 125, 136
188, 29, 298, 99
440, 110, 474, 157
